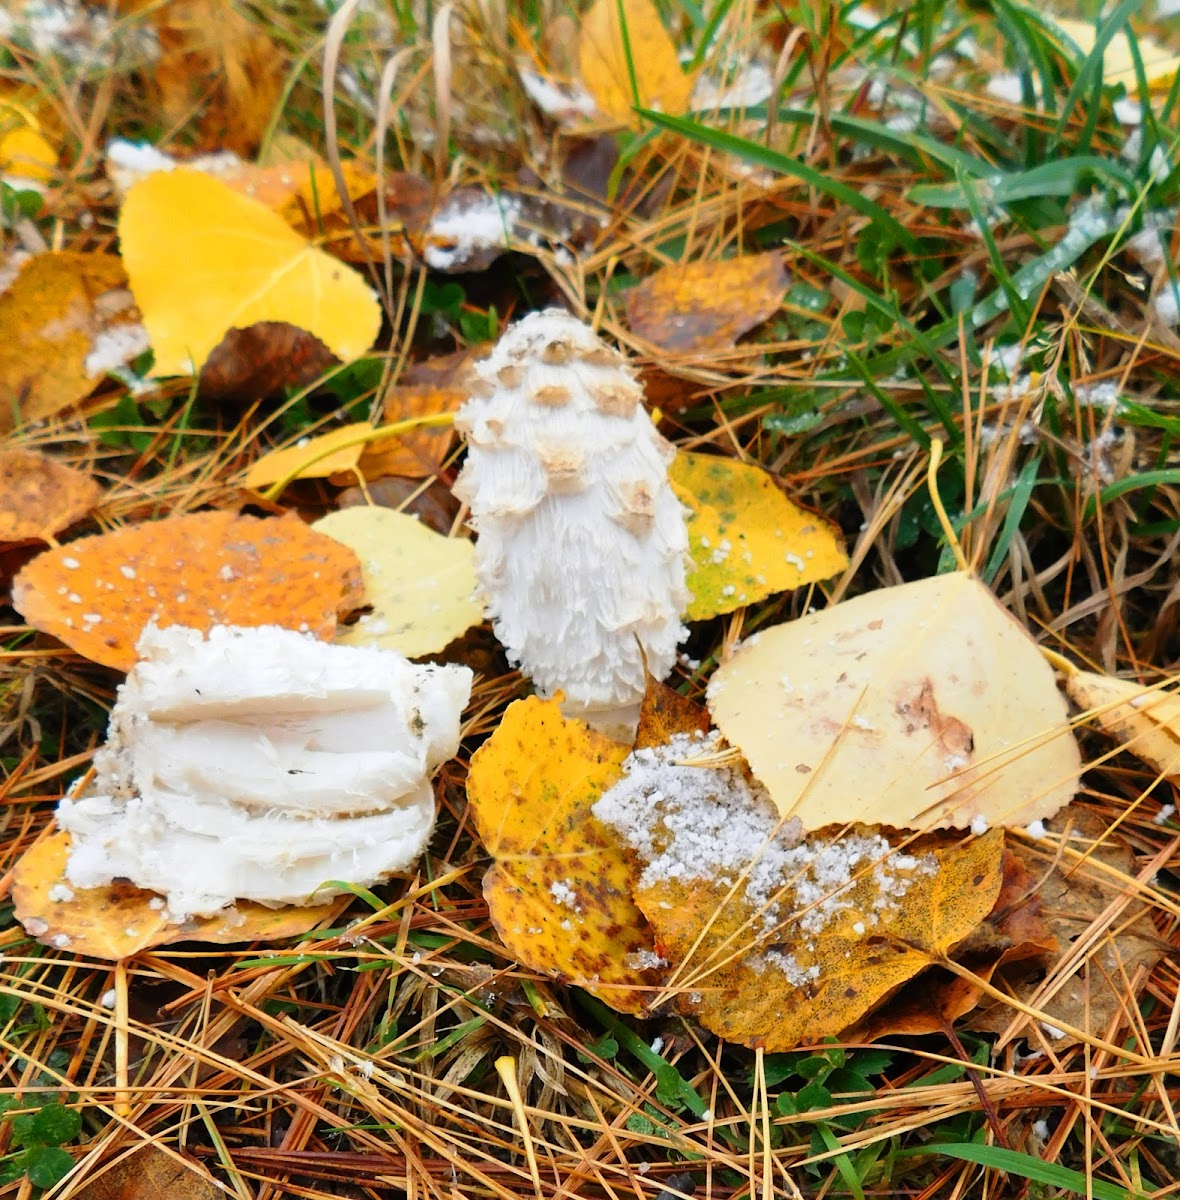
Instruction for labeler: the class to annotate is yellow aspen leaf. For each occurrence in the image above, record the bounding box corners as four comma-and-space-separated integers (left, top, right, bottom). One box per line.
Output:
313, 507, 482, 658
331, 386, 460, 482
636, 824, 1004, 1051
0, 122, 55, 186
465, 696, 658, 1014
11, 511, 363, 671
577, 0, 695, 126
0, 450, 100, 544
1048, 16, 1179, 90
626, 254, 788, 354
12, 830, 348, 961
0, 252, 140, 432
244, 422, 373, 489
1066, 669, 1180, 777
118, 168, 381, 377
671, 451, 848, 621
707, 573, 1081, 831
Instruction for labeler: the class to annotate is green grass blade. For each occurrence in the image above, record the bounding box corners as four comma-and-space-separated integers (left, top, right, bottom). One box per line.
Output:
982, 455, 1041, 582
920, 1143, 1146, 1200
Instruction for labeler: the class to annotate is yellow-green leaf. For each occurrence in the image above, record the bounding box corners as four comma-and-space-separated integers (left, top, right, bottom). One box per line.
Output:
313, 506, 482, 658
671, 451, 848, 620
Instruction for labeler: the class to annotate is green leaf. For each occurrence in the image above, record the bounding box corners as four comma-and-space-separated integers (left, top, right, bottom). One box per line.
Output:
920, 1144, 1145, 1200
24, 1145, 75, 1188
31, 1104, 81, 1147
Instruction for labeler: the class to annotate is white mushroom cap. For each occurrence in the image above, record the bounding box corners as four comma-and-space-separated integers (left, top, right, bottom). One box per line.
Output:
57, 624, 473, 917
454, 309, 688, 727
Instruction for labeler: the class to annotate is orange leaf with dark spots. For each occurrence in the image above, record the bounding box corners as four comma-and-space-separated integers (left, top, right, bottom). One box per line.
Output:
0, 450, 101, 544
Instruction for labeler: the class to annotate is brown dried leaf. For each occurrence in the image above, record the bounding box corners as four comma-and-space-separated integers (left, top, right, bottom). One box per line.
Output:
71, 1144, 220, 1200
197, 322, 337, 400
13, 831, 348, 960
11, 511, 363, 670
0, 252, 136, 431
466, 696, 658, 1014
626, 253, 788, 354
0, 450, 101, 544
638, 828, 1003, 1051
967, 807, 1166, 1043
330, 386, 459, 483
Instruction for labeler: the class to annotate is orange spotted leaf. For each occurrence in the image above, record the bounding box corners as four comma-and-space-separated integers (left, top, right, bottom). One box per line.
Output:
11, 511, 363, 670
466, 696, 658, 1014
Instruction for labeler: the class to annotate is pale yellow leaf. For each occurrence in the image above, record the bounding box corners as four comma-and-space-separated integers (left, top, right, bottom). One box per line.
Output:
119, 168, 381, 377
577, 0, 695, 126
1049, 16, 1179, 90
707, 573, 1081, 831
245, 422, 373, 489
313, 507, 482, 658
1066, 669, 1180, 777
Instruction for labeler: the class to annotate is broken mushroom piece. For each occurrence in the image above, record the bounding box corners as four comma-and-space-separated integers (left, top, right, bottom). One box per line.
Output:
454, 309, 689, 736
57, 623, 472, 919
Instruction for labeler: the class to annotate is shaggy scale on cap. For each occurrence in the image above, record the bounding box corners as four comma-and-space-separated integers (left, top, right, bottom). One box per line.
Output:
454, 309, 689, 731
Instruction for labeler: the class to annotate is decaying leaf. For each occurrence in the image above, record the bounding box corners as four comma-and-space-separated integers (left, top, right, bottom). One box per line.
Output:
330, 386, 460, 482
968, 807, 1166, 1044
0, 450, 101, 543
12, 511, 364, 670
245, 423, 373, 490
634, 676, 711, 750
465, 696, 657, 1014
707, 573, 1081, 830
594, 735, 1005, 1049
70, 1143, 221, 1200
12, 831, 348, 960
672, 451, 848, 621
577, 0, 695, 126
313, 507, 482, 658
197, 321, 338, 400
118, 169, 381, 377
0, 253, 142, 431
1066, 669, 1180, 777
150, 0, 285, 155
626, 254, 788, 354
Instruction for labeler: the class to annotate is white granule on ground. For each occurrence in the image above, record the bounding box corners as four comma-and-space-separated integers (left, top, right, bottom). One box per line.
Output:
624, 949, 668, 970
1025, 820, 1047, 840
970, 814, 989, 836
85, 323, 151, 377
1154, 804, 1175, 826
593, 734, 940, 980
100, 988, 117, 1009
48, 883, 75, 902
517, 66, 598, 121
548, 878, 577, 908
1073, 381, 1121, 410
1154, 284, 1180, 328
1041, 1021, 1068, 1041
423, 191, 522, 271
986, 72, 1025, 105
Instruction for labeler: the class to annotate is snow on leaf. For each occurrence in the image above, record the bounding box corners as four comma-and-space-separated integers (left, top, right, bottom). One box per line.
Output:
0, 450, 100, 544
1066, 668, 1180, 778
12, 830, 348, 961
707, 573, 1081, 831
313, 507, 482, 658
465, 696, 658, 1014
11, 511, 363, 671
672, 451, 848, 621
245, 423, 373, 489
577, 0, 695, 127
118, 168, 381, 377
594, 737, 1004, 1050
0, 252, 140, 431
626, 253, 788, 355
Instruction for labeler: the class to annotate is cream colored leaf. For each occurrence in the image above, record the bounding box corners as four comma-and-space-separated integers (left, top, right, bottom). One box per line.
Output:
1048, 16, 1178, 91
119, 168, 381, 377
1066, 669, 1180, 777
313, 507, 482, 658
706, 573, 1080, 831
